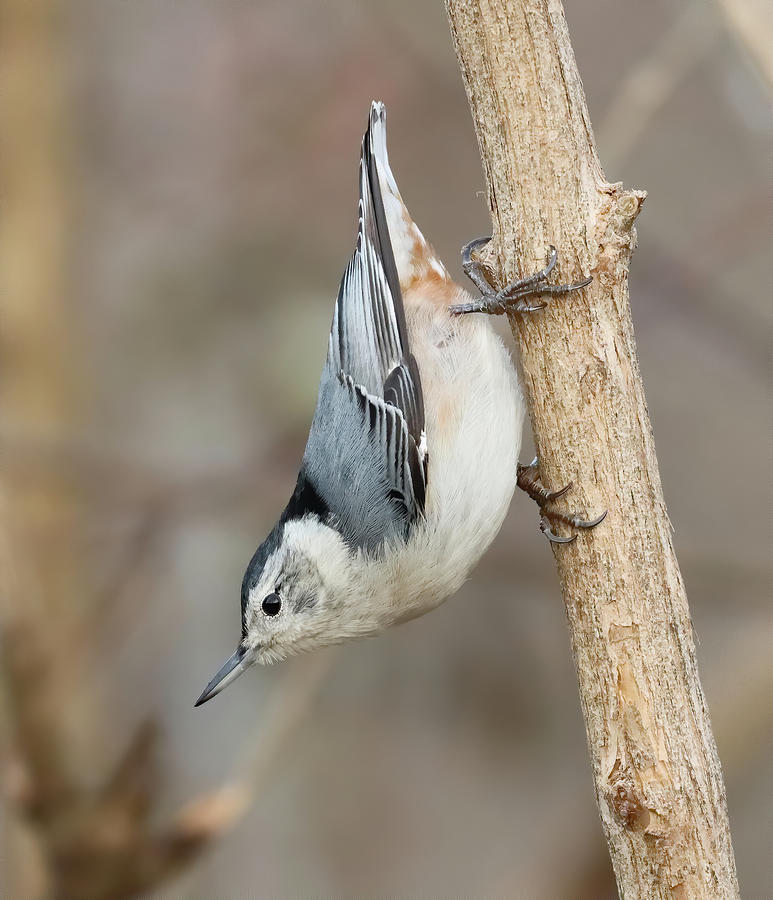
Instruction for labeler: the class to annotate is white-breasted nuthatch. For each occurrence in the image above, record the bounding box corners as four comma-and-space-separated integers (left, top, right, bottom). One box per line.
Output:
196, 102, 601, 706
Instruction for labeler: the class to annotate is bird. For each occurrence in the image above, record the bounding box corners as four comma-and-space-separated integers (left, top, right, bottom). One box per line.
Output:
195, 102, 601, 706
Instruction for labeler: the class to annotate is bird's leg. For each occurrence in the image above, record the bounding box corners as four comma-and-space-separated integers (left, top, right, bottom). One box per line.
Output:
450, 237, 592, 316
516, 458, 607, 544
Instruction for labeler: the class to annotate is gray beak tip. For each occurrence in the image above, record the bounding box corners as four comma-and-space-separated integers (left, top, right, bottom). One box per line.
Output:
193, 687, 214, 708
194, 647, 250, 708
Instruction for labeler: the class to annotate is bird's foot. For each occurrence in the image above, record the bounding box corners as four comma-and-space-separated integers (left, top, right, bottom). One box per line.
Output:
450, 237, 592, 316
516, 458, 606, 544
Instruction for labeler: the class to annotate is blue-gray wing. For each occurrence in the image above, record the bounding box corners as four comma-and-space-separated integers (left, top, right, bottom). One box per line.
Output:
302, 369, 424, 551
302, 103, 427, 550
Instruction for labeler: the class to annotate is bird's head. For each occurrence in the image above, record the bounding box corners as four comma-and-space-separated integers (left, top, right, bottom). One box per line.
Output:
195, 515, 358, 706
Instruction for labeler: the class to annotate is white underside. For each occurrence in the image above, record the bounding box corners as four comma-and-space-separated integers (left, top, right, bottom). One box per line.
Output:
360, 282, 524, 628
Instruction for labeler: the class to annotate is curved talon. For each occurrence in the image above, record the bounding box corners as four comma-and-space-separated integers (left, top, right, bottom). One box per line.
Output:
460, 237, 497, 298
543, 481, 573, 502
543, 507, 607, 530
575, 509, 607, 529
461, 236, 492, 267
562, 275, 593, 292
540, 517, 577, 544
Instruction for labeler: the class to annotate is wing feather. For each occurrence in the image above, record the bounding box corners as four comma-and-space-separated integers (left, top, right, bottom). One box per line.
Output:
338, 373, 425, 524
309, 103, 426, 542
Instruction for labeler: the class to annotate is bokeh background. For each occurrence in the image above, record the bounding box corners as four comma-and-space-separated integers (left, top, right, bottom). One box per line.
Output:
1, 0, 770, 896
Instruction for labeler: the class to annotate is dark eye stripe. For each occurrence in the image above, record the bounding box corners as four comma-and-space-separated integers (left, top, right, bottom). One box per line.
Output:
261, 592, 281, 617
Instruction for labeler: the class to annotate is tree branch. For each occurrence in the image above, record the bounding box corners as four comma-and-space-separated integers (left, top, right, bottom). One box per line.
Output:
445, 1, 739, 896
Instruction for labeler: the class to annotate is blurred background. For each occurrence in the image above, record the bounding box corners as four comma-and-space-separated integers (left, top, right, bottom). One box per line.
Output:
0, 0, 770, 896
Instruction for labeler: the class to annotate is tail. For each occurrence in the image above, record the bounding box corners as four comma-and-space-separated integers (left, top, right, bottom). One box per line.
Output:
366, 102, 449, 291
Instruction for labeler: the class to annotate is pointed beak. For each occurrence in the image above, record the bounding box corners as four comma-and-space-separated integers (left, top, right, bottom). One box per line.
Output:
195, 646, 252, 707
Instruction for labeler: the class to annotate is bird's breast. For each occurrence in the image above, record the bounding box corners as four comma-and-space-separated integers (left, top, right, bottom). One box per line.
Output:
366, 279, 525, 624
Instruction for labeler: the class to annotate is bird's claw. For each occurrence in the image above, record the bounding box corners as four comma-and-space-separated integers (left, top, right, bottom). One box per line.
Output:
540, 517, 577, 544
451, 237, 592, 317
518, 461, 606, 544
569, 510, 608, 530
540, 481, 573, 502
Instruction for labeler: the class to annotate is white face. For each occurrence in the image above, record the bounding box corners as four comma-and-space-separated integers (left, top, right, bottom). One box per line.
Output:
242, 516, 359, 664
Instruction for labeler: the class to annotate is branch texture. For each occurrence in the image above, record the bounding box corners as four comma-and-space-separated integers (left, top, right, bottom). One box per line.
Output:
445, 1, 739, 896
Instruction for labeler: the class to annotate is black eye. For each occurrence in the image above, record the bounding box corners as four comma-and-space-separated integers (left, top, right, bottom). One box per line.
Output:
261, 592, 281, 617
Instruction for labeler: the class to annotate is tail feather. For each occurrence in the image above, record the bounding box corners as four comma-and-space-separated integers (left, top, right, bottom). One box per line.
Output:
367, 102, 449, 291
